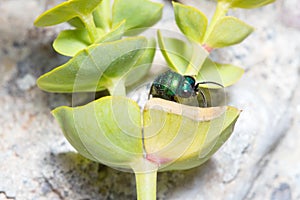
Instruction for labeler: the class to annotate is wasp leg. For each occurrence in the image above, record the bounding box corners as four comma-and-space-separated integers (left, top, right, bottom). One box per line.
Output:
148, 84, 154, 100
198, 89, 208, 107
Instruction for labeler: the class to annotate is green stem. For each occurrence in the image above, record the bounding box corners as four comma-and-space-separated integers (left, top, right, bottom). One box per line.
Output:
80, 14, 99, 43
135, 170, 157, 200
93, 0, 111, 32
203, 1, 230, 43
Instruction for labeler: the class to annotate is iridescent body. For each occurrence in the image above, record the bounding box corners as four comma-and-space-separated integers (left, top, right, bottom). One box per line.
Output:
149, 70, 223, 107
149, 70, 196, 100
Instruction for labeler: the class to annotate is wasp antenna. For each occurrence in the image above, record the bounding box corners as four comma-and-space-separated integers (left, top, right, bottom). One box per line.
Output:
196, 81, 224, 89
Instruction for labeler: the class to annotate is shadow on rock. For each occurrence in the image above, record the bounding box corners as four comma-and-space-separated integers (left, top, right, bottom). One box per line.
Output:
42, 151, 217, 200
42, 152, 137, 200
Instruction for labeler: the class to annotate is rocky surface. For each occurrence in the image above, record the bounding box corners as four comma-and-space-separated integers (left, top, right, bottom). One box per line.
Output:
0, 0, 299, 200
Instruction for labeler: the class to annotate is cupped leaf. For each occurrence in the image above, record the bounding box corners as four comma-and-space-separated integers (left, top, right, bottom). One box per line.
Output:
112, 0, 163, 32
68, 17, 86, 29
196, 58, 244, 88
37, 37, 148, 93
53, 28, 105, 57
173, 2, 208, 43
143, 98, 240, 171
157, 31, 192, 74
218, 0, 275, 9
204, 16, 254, 48
34, 0, 103, 27
158, 31, 208, 75
125, 38, 156, 86
53, 21, 125, 57
52, 96, 143, 169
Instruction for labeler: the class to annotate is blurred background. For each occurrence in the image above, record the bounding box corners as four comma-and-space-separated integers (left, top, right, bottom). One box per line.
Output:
0, 0, 299, 199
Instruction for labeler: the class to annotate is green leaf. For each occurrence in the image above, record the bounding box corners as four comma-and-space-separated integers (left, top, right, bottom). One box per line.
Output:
53, 28, 105, 57
157, 31, 208, 75
157, 31, 192, 74
143, 98, 240, 171
96, 20, 126, 43
204, 16, 254, 48
53, 97, 240, 171
196, 58, 244, 88
52, 96, 143, 169
125, 38, 156, 86
218, 0, 275, 9
112, 0, 163, 32
173, 2, 208, 43
53, 21, 125, 57
37, 37, 147, 93
93, 0, 111, 31
68, 17, 85, 29
34, 0, 103, 27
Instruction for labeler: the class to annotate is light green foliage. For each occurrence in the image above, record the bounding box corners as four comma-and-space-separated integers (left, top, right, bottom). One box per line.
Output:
143, 99, 240, 171
112, 0, 163, 32
35, 0, 163, 58
52, 97, 240, 171
68, 17, 86, 29
34, 0, 103, 27
125, 38, 156, 86
93, 0, 111, 31
196, 59, 244, 88
173, 2, 208, 43
53, 28, 104, 57
53, 21, 125, 57
158, 32, 244, 87
204, 16, 254, 48
37, 37, 148, 94
218, 0, 275, 9
157, 31, 193, 74
33, 0, 274, 198
52, 96, 143, 169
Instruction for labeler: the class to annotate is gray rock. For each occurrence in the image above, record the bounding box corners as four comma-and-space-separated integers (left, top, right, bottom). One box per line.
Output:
0, 0, 299, 200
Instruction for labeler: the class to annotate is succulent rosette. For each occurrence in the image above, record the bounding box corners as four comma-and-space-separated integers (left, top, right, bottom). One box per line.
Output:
34, 0, 275, 199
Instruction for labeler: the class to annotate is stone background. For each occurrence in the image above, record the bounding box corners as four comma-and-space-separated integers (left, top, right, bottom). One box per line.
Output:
0, 0, 299, 199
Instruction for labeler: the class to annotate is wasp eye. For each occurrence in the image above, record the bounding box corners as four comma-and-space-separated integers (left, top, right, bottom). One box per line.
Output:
180, 90, 192, 98
184, 76, 196, 87
179, 82, 193, 97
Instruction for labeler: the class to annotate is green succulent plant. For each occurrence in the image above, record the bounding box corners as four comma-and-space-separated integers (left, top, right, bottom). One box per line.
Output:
52, 96, 240, 199
34, 0, 275, 199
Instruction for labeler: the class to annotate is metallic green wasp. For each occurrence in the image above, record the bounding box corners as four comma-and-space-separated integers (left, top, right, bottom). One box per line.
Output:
149, 70, 223, 107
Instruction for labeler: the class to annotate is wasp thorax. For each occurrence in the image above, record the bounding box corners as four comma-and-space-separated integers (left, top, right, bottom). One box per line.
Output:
149, 70, 201, 106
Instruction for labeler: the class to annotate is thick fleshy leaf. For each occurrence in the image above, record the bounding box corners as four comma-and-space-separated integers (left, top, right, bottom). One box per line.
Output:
143, 98, 240, 171
125, 38, 156, 86
68, 17, 85, 29
53, 21, 125, 57
34, 0, 103, 27
158, 31, 208, 75
196, 58, 244, 88
173, 2, 208, 43
204, 16, 254, 48
37, 37, 147, 93
96, 20, 125, 43
218, 0, 275, 9
53, 28, 104, 57
112, 0, 163, 31
93, 0, 111, 31
52, 96, 143, 169
157, 31, 192, 74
